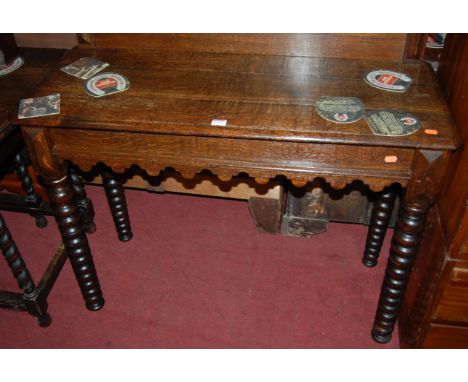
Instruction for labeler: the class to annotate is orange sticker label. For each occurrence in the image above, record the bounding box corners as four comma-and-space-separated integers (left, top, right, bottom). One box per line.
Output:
384, 156, 398, 163
424, 129, 439, 135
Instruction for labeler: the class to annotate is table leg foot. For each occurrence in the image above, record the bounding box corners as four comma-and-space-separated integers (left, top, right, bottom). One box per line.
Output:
45, 172, 104, 311
363, 188, 397, 267
371, 329, 392, 344
33, 214, 48, 228
101, 170, 133, 242
86, 299, 105, 311
371, 200, 428, 343
37, 313, 52, 327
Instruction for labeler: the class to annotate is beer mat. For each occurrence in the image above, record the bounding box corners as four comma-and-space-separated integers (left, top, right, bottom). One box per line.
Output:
364, 69, 412, 92
316, 96, 364, 124
0, 56, 25, 77
364, 110, 420, 136
85, 72, 130, 97
18, 94, 60, 119
61, 57, 109, 80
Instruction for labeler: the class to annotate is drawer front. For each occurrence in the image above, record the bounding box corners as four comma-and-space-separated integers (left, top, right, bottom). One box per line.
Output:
48, 128, 414, 187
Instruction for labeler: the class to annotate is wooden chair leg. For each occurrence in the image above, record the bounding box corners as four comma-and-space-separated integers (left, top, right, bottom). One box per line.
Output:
69, 167, 96, 234
363, 188, 397, 267
0, 212, 50, 326
371, 200, 429, 343
44, 171, 105, 311
101, 170, 133, 242
13, 150, 47, 228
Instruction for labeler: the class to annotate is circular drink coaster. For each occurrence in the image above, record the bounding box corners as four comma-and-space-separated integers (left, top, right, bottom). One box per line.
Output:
85, 72, 130, 97
0, 56, 25, 77
364, 69, 412, 92
316, 96, 364, 124
364, 109, 420, 136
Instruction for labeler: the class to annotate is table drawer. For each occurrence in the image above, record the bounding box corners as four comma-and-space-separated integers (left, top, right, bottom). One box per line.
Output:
48, 128, 414, 187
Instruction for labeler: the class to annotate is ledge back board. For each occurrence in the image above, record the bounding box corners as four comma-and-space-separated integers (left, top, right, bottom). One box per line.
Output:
79, 33, 409, 61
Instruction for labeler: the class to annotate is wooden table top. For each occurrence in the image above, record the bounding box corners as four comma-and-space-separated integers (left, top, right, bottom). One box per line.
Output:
16, 47, 460, 151
0, 48, 65, 140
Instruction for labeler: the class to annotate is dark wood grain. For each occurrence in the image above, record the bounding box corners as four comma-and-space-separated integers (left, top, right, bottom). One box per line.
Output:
37, 243, 67, 301
372, 200, 429, 343
84, 34, 409, 61
0, 48, 65, 129
433, 264, 468, 322
437, 34, 468, 245
14, 33, 78, 49
101, 170, 132, 242
12, 149, 47, 227
1, 48, 65, 201
0, 212, 37, 298
62, 47, 436, 83
69, 167, 96, 234
363, 188, 397, 267
16, 34, 461, 343
404, 34, 428, 59
13, 150, 42, 208
422, 323, 468, 348
248, 196, 284, 234
43, 171, 104, 311
19, 48, 458, 150
47, 128, 415, 191
0, 33, 19, 64
398, 34, 468, 348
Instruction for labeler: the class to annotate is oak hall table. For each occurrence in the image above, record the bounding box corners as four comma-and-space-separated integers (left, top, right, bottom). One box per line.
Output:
15, 46, 460, 344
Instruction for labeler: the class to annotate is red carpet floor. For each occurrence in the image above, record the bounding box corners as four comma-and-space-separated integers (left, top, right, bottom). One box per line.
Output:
0, 185, 398, 348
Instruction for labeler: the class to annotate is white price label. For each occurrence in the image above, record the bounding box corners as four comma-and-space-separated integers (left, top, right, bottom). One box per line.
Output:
211, 119, 227, 126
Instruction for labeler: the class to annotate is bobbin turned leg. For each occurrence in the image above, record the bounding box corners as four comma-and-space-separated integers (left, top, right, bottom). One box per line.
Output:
13, 150, 47, 228
44, 172, 104, 311
0, 213, 50, 326
371, 200, 429, 344
69, 167, 96, 234
363, 188, 397, 267
21, 127, 104, 312
101, 170, 132, 242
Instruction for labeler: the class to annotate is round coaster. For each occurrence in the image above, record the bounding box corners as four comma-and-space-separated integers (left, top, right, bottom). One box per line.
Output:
85, 72, 130, 97
0, 56, 25, 77
364, 109, 420, 136
316, 96, 364, 124
364, 69, 412, 92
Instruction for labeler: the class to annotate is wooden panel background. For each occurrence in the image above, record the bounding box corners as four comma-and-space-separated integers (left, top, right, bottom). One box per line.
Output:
11, 33, 412, 60
399, 34, 468, 348
437, 34, 468, 245
84, 33, 409, 60
14, 33, 78, 49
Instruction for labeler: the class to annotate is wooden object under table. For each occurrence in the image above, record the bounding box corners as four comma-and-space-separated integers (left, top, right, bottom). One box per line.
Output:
15, 35, 460, 343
